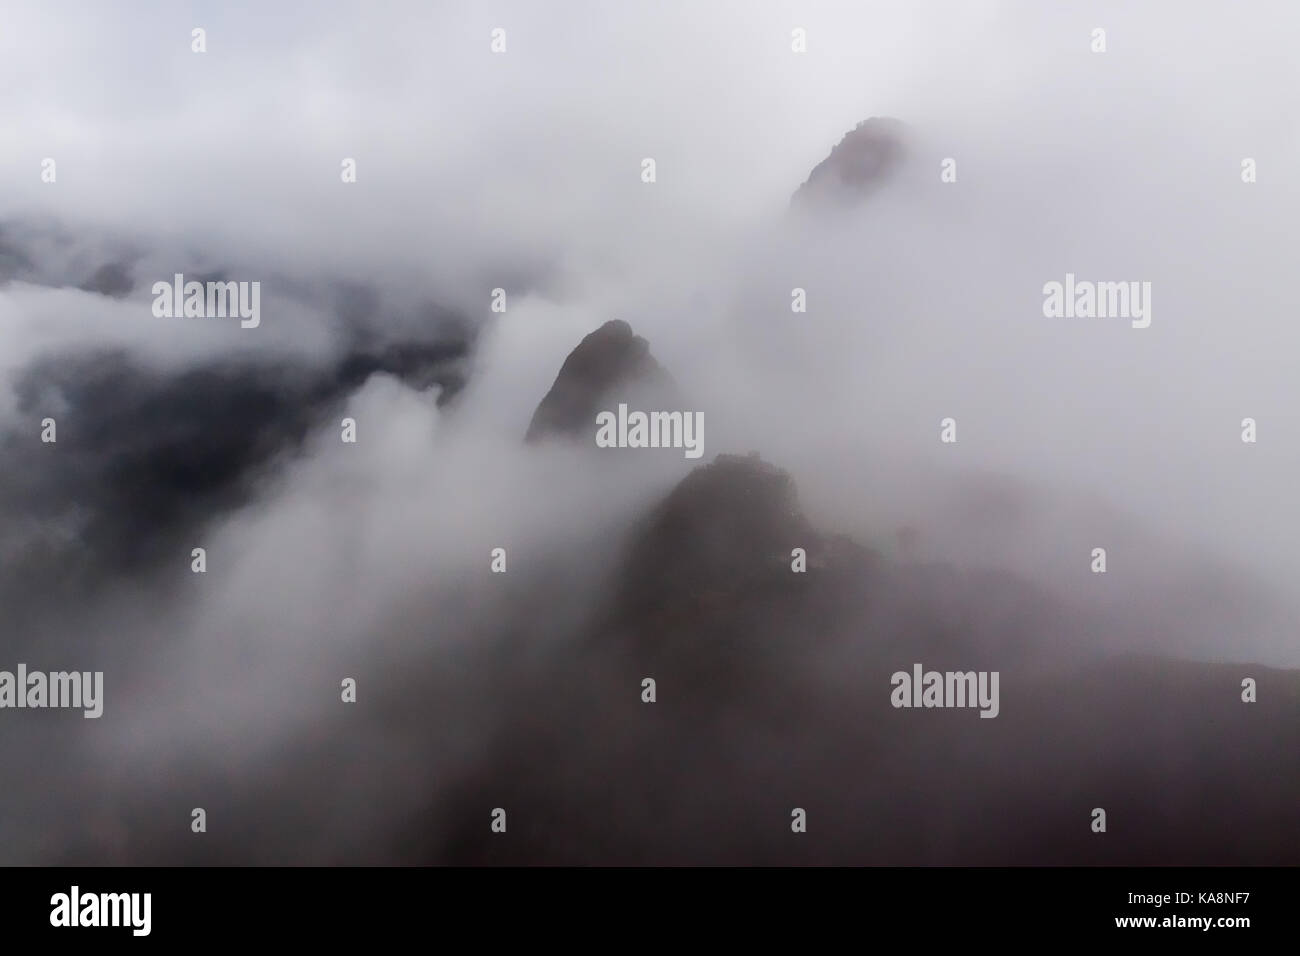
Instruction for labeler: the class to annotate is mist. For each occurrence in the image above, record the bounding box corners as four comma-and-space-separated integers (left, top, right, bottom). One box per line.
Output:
0, 0, 1296, 864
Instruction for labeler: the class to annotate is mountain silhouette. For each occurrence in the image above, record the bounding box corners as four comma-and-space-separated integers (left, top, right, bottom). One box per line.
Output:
524, 319, 678, 444
792, 116, 908, 208
412, 314, 1300, 866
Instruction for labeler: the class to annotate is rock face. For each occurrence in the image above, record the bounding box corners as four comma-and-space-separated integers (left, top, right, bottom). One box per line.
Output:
524, 319, 676, 443
792, 116, 907, 208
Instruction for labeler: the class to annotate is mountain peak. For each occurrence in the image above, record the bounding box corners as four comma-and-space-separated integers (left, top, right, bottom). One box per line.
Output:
524, 320, 675, 443
792, 116, 907, 208
612, 453, 819, 617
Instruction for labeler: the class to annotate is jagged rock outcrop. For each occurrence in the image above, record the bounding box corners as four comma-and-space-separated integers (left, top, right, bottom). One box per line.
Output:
524, 320, 676, 443
792, 116, 907, 208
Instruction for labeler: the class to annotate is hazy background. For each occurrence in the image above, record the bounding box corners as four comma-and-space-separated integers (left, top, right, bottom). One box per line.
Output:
0, 0, 1296, 863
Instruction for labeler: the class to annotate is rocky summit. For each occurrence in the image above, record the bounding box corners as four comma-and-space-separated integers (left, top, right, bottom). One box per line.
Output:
524, 319, 678, 444
792, 116, 907, 208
